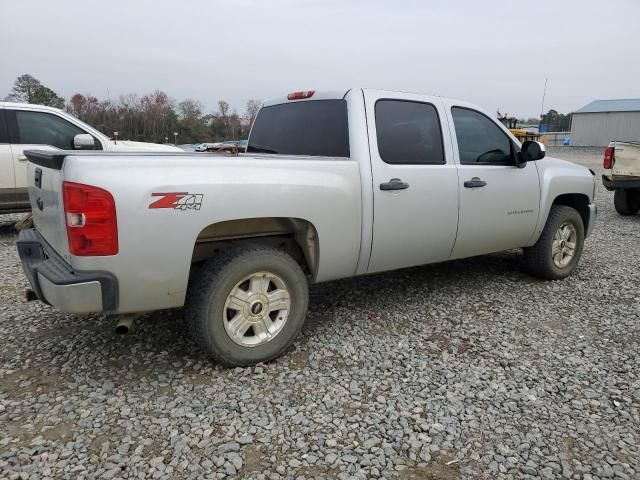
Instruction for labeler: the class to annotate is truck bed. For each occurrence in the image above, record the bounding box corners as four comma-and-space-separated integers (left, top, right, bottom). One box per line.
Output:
23, 149, 363, 313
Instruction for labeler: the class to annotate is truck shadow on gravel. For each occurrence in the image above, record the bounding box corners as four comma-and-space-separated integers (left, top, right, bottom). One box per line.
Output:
0, 222, 18, 235
306, 249, 524, 309
146, 249, 527, 365
8, 248, 530, 383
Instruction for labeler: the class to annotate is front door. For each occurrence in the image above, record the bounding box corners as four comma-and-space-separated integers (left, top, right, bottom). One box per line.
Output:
446, 103, 541, 259
365, 92, 459, 273
0, 110, 16, 211
6, 109, 87, 209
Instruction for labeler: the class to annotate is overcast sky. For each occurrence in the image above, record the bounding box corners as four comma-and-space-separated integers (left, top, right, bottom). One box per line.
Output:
1, 0, 638, 118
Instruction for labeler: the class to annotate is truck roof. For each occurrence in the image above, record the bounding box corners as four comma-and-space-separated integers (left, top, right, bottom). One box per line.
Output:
262, 89, 351, 107
262, 88, 464, 108
0, 101, 65, 113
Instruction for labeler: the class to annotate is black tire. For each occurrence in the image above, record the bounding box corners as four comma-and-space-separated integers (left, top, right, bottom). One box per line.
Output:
523, 205, 585, 280
185, 246, 308, 367
614, 189, 640, 216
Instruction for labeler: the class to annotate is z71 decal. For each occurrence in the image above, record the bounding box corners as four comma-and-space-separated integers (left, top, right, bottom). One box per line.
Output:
149, 193, 204, 210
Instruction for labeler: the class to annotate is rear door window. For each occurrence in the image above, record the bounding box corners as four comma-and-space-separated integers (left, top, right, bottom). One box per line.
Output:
13, 110, 86, 150
247, 100, 349, 157
375, 100, 445, 164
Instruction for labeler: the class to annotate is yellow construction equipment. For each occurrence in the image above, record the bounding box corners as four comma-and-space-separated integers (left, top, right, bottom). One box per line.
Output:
497, 114, 540, 143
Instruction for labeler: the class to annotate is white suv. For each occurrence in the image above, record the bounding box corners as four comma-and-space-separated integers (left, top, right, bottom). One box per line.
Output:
0, 102, 180, 214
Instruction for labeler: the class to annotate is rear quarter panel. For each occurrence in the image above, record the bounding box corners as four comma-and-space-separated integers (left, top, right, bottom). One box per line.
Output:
61, 153, 362, 313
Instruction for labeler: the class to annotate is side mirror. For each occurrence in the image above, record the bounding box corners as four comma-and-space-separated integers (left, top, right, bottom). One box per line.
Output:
521, 140, 546, 162
74, 133, 96, 150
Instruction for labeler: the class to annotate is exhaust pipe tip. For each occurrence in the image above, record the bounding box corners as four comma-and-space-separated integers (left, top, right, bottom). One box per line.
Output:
115, 316, 134, 334
115, 324, 130, 334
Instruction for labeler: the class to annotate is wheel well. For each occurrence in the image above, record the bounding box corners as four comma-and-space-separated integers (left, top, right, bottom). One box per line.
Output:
191, 217, 319, 279
552, 193, 590, 229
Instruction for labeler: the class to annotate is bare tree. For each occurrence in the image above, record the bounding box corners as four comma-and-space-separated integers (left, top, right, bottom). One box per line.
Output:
217, 100, 230, 119
244, 99, 261, 129
178, 99, 203, 121
228, 110, 242, 140
61, 91, 262, 144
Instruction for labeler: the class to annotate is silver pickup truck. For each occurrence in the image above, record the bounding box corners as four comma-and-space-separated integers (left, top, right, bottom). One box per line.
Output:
17, 88, 597, 366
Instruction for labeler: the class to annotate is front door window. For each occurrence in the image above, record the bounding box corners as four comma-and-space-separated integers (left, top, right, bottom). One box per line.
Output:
452, 107, 512, 165
15, 110, 86, 149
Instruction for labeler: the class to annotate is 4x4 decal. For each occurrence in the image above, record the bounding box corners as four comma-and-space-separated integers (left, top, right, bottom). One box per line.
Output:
149, 193, 203, 210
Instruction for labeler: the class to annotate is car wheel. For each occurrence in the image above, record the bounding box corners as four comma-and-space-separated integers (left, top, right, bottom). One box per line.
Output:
185, 246, 308, 367
614, 189, 640, 216
523, 205, 585, 280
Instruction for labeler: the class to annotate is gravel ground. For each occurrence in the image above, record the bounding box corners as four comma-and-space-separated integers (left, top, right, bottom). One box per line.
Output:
1, 152, 639, 479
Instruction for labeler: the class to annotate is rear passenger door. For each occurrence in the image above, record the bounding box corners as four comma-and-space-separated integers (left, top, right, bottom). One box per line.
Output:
445, 102, 540, 259
365, 92, 459, 273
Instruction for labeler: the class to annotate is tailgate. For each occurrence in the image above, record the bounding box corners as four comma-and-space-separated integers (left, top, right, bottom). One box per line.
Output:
25, 151, 70, 260
612, 141, 640, 178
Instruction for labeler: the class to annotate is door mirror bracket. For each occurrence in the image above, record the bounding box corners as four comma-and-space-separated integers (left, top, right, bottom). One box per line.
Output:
515, 151, 527, 168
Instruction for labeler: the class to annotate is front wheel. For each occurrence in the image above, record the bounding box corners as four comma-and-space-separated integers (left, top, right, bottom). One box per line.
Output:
614, 189, 640, 216
523, 205, 585, 280
185, 246, 308, 367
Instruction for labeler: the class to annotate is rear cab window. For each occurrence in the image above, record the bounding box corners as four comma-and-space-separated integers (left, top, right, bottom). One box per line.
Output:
247, 100, 349, 157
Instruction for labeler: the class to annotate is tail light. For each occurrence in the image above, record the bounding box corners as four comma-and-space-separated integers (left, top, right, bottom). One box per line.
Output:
63, 181, 118, 256
287, 90, 315, 100
603, 146, 614, 169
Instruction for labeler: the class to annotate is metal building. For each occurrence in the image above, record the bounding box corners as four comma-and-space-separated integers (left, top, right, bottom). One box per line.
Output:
571, 99, 640, 147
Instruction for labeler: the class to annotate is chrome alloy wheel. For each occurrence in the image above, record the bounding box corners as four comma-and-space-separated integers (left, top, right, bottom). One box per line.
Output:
552, 222, 577, 268
223, 271, 291, 347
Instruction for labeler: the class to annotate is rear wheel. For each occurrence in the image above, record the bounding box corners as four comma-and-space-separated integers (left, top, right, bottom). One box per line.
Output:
524, 205, 584, 280
185, 246, 308, 367
614, 189, 640, 216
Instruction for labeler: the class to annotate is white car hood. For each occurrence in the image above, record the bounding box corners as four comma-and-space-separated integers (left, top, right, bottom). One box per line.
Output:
106, 140, 182, 152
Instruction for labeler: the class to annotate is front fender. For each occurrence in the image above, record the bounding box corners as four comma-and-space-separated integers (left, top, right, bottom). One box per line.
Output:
527, 157, 595, 245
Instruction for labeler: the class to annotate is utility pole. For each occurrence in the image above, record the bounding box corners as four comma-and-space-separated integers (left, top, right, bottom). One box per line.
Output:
540, 78, 548, 119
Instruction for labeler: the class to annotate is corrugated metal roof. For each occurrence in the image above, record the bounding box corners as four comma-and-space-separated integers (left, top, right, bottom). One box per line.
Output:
574, 98, 640, 114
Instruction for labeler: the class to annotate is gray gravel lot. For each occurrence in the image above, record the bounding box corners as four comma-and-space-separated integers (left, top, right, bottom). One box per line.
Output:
1, 151, 639, 479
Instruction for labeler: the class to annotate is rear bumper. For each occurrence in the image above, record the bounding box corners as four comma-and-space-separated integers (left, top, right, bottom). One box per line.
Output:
602, 175, 640, 191
16, 229, 118, 313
